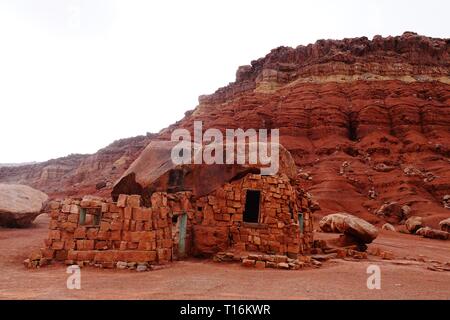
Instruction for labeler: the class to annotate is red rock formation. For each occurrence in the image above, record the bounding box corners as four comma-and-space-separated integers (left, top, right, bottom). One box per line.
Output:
1, 32, 449, 227
0, 135, 153, 198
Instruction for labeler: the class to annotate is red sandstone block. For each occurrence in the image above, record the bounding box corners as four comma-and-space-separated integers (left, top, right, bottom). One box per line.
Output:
86, 228, 99, 239
119, 241, 127, 250
117, 194, 128, 208
100, 221, 111, 232
70, 205, 80, 214
157, 248, 170, 263
50, 212, 59, 219
74, 227, 87, 239
52, 240, 65, 250
138, 241, 154, 250
95, 241, 109, 250
61, 231, 73, 240
97, 230, 111, 240
144, 222, 152, 231
124, 207, 132, 220
120, 251, 157, 263
255, 261, 266, 269
55, 250, 68, 261
110, 230, 122, 241
141, 208, 152, 221
109, 204, 120, 213
142, 231, 156, 242
127, 242, 138, 250
242, 259, 255, 267
132, 208, 142, 220
162, 239, 172, 248
94, 251, 117, 263
42, 248, 55, 259
77, 240, 95, 251
157, 220, 168, 228
67, 213, 79, 223
160, 207, 169, 219
156, 229, 164, 240
49, 230, 61, 240
61, 222, 77, 233
77, 251, 96, 261
123, 219, 131, 231
127, 195, 142, 208
110, 220, 123, 231
130, 231, 145, 242
64, 239, 76, 250
130, 221, 136, 231
67, 250, 78, 261
49, 219, 59, 230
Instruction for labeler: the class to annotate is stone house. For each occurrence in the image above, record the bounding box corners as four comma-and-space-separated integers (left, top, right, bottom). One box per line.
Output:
27, 142, 314, 269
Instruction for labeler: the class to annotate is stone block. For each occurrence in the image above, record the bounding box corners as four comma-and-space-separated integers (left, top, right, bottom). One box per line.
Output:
127, 195, 142, 208
49, 230, 61, 240
117, 194, 128, 208
74, 227, 87, 239
242, 259, 255, 267
51, 240, 65, 250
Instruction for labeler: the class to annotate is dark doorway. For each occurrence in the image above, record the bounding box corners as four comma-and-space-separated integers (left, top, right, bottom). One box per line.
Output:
243, 190, 261, 223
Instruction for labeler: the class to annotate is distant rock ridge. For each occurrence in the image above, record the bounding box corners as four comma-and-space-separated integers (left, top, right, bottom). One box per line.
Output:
198, 32, 449, 104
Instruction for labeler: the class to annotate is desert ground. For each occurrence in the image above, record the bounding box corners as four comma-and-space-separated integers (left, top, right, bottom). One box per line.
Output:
0, 214, 449, 300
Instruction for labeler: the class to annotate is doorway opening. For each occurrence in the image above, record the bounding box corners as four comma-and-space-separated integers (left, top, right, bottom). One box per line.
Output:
243, 190, 261, 223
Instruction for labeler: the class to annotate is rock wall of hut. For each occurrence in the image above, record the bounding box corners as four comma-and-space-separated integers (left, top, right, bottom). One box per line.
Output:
28, 173, 313, 268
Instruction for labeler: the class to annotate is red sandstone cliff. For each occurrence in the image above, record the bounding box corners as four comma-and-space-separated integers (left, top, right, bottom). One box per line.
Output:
1, 32, 449, 226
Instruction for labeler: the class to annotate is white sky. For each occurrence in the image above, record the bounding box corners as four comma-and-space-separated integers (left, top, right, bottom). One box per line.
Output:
0, 0, 448, 163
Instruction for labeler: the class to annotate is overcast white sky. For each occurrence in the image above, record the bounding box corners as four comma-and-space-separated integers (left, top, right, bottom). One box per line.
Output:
0, 0, 448, 163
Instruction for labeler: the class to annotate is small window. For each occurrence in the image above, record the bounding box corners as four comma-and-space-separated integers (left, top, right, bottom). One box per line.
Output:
79, 207, 102, 226
243, 190, 261, 223
298, 212, 304, 233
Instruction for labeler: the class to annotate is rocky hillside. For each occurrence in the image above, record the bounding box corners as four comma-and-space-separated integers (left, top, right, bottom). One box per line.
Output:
0, 135, 153, 198
1, 32, 449, 226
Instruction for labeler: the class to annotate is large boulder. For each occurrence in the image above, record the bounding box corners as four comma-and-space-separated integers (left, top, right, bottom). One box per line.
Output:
112, 140, 297, 202
382, 223, 396, 232
439, 218, 450, 233
319, 213, 379, 244
0, 184, 48, 227
375, 202, 408, 224
405, 216, 424, 234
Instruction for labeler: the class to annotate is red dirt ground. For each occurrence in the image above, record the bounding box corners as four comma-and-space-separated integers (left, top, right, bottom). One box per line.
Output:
0, 215, 449, 300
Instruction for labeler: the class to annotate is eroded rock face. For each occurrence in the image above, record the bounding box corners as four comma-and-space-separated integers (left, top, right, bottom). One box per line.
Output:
0, 184, 48, 227
319, 213, 378, 244
0, 33, 449, 226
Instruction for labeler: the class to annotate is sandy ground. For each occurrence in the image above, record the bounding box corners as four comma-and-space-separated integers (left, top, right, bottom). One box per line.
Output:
0, 215, 449, 300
